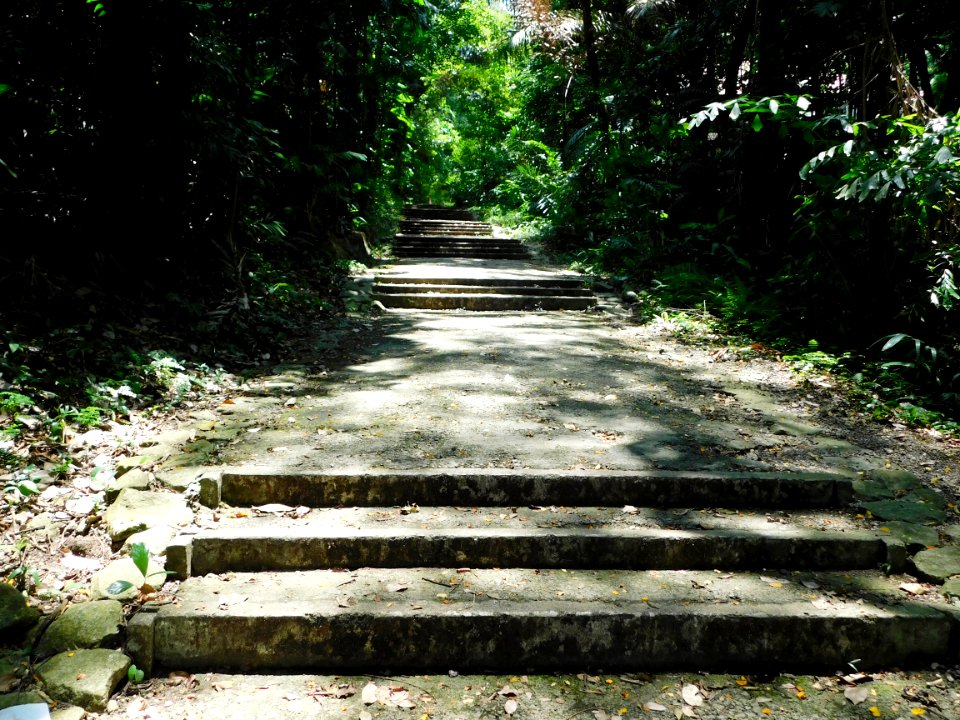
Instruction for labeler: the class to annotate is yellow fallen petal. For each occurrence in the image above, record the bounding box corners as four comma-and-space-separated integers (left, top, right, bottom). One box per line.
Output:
868, 707, 881, 718
911, 709, 926, 716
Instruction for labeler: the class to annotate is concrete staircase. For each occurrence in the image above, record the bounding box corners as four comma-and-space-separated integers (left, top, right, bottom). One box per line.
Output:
129, 468, 955, 674
390, 205, 529, 260
125, 205, 959, 677
376, 205, 596, 311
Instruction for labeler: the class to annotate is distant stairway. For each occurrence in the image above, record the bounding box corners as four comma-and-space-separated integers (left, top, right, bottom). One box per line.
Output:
390, 205, 529, 260
377, 205, 596, 311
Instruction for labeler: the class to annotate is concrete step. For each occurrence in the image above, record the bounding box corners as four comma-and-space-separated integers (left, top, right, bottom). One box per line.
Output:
393, 233, 517, 243
404, 206, 477, 221
399, 221, 493, 236
380, 276, 589, 288
389, 252, 532, 261
374, 293, 596, 310
172, 506, 898, 577
129, 567, 954, 673
374, 283, 594, 297
214, 469, 855, 509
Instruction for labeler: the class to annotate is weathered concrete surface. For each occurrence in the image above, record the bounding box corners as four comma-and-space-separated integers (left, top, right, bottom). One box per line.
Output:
219, 469, 854, 508
37, 649, 130, 712
134, 568, 952, 673
102, 489, 192, 543
184, 520, 891, 576
35, 600, 123, 657
209, 306, 886, 477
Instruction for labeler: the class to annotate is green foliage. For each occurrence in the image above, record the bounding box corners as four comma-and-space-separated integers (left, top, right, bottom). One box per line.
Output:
105, 542, 170, 597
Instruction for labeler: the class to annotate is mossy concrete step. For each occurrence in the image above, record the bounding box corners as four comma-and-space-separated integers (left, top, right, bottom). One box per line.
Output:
375, 293, 592, 310
379, 276, 588, 288
374, 283, 594, 297
172, 510, 897, 576
215, 469, 855, 508
404, 206, 477, 221
393, 247, 530, 260
398, 222, 493, 236
394, 231, 516, 240
128, 567, 955, 673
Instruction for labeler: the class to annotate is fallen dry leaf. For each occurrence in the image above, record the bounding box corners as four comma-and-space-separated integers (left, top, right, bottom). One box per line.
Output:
335, 683, 357, 699
505, 698, 518, 715
644, 701, 668, 712
386, 583, 409, 593
362, 682, 379, 705
360, 712, 373, 720
682, 684, 704, 707
253, 503, 295, 514
844, 686, 870, 705
899, 582, 927, 595
593, 711, 611, 720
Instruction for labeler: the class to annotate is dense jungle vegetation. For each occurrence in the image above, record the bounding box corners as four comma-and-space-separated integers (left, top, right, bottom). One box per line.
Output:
2, 0, 960, 474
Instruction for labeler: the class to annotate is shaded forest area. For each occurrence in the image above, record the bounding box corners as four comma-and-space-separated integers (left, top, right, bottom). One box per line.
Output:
2, 0, 960, 476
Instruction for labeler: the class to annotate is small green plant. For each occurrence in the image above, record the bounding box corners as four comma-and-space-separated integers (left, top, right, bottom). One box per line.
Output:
3, 468, 41, 504
127, 664, 146, 684
6, 537, 40, 593
106, 542, 171, 597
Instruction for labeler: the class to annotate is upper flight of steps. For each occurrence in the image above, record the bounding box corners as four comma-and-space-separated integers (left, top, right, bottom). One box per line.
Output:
377, 205, 597, 311
128, 468, 957, 674
391, 205, 529, 260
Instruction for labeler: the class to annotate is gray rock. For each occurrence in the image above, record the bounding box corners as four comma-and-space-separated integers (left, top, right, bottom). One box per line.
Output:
881, 521, 940, 550
0, 583, 40, 636
105, 468, 151, 503
942, 577, 960, 598
861, 499, 946, 524
854, 469, 922, 500
855, 471, 917, 501
943, 524, 960, 543
913, 545, 960, 583
25, 512, 61, 544
90, 557, 167, 601
115, 455, 159, 478
102, 489, 192, 543
153, 465, 205, 491
37, 649, 130, 712
51, 706, 86, 720
0, 692, 48, 710
121, 525, 178, 555
35, 600, 123, 657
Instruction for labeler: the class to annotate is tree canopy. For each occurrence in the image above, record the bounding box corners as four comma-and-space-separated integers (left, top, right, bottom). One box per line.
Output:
2, 0, 960, 424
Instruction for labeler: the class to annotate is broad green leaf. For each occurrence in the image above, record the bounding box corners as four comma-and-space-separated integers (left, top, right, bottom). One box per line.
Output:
932, 146, 955, 165
0, 84, 10, 95
796, 96, 812, 111
768, 99, 780, 114
130, 542, 150, 577
17, 479, 39, 496
881, 333, 909, 352
841, 140, 854, 155
751, 114, 763, 132
106, 580, 135, 596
